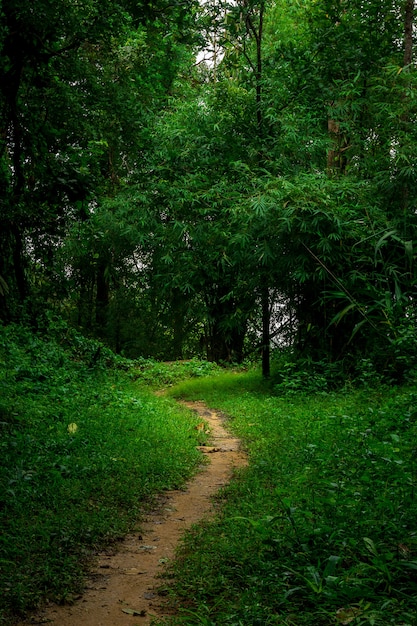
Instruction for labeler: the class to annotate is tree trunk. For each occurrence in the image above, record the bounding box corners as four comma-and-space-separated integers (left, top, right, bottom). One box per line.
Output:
11, 224, 27, 302
327, 115, 349, 175
205, 287, 247, 363
400, 0, 414, 225
404, 0, 414, 67
261, 283, 270, 377
95, 261, 109, 329
206, 318, 246, 363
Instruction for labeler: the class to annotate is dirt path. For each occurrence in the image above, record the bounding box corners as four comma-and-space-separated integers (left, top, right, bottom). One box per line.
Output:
21, 401, 247, 626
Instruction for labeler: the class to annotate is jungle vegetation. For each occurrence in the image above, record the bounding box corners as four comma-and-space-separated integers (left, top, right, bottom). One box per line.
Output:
1, 1, 417, 624
1, 0, 416, 379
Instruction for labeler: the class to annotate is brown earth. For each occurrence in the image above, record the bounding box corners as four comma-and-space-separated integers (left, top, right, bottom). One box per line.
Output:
19, 401, 247, 626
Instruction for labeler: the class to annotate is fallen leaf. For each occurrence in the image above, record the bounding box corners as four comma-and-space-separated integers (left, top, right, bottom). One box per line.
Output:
121, 607, 146, 616
336, 607, 362, 624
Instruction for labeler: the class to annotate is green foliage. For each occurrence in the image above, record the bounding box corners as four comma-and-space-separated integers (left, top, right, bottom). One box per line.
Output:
132, 358, 222, 388
166, 366, 272, 400
0, 0, 198, 332
0, 323, 204, 623
160, 372, 417, 625
268, 353, 387, 395
2, 0, 417, 375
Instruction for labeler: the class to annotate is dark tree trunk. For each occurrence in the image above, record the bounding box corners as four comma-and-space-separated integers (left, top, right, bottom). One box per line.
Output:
205, 288, 247, 364
261, 284, 270, 377
11, 224, 27, 302
404, 0, 414, 67
170, 290, 188, 359
95, 261, 109, 329
1, 25, 28, 308
206, 319, 246, 364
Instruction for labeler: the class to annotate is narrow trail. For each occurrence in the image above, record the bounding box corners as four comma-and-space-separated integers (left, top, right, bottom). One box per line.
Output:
21, 401, 247, 626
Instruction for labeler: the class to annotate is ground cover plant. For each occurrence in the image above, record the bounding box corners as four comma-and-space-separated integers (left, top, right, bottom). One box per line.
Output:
159, 371, 417, 625
131, 358, 222, 389
0, 323, 211, 625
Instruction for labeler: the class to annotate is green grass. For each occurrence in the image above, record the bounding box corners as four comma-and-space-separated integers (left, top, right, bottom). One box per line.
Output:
157, 372, 417, 625
164, 367, 273, 400
0, 324, 209, 624
3, 324, 417, 626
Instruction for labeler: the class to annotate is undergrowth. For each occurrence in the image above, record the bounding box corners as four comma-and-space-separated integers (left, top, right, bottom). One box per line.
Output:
158, 371, 417, 626
131, 357, 221, 388
0, 323, 210, 624
4, 321, 417, 626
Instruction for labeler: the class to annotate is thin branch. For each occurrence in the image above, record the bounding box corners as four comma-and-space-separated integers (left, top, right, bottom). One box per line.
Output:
302, 243, 381, 334
242, 38, 256, 73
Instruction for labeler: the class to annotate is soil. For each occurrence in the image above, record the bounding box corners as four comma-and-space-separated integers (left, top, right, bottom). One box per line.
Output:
20, 401, 247, 626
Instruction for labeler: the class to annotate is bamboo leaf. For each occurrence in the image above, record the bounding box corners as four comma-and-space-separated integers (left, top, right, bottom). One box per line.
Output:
394, 280, 403, 303
349, 319, 368, 341
330, 303, 356, 326
374, 229, 397, 264
122, 607, 146, 616
363, 537, 378, 557
404, 240, 413, 264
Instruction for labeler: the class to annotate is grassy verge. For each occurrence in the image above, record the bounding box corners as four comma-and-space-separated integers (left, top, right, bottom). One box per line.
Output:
157, 371, 417, 625
0, 324, 210, 624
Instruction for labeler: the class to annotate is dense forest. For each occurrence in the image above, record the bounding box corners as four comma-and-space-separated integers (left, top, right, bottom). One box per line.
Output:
1, 0, 416, 378
2, 3, 417, 624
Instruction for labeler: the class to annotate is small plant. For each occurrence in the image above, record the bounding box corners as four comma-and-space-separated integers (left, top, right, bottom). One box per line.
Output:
273, 361, 329, 395
132, 358, 221, 388
352, 358, 383, 388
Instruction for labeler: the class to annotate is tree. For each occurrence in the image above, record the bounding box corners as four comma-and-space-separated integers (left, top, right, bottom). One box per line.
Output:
185, 0, 417, 373
0, 0, 198, 325
137, 85, 259, 362
2, 0, 415, 376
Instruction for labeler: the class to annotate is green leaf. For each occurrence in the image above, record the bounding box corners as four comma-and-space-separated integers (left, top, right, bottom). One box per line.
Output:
374, 230, 397, 264
323, 555, 340, 578
363, 537, 378, 557
330, 303, 356, 326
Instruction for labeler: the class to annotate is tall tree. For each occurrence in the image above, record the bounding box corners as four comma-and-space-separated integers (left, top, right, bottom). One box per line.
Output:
0, 0, 197, 323
188, 0, 417, 371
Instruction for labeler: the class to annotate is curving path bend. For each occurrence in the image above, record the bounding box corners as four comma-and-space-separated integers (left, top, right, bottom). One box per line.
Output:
20, 401, 247, 626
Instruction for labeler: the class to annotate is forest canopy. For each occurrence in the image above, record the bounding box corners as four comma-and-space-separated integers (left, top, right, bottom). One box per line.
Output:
1, 0, 416, 379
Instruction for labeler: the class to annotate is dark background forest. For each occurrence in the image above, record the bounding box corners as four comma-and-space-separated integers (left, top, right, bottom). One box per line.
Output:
1, 0, 416, 379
